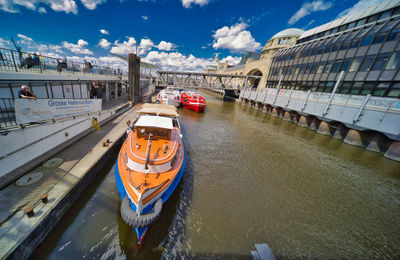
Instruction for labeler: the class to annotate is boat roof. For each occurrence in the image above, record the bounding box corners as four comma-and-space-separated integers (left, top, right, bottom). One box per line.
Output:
135, 115, 173, 130
139, 104, 179, 117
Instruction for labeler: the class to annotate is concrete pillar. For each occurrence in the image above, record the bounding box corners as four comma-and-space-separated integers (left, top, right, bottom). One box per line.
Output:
128, 53, 140, 104
262, 105, 268, 113
309, 117, 319, 131
105, 82, 110, 101
297, 116, 308, 127
271, 107, 278, 117
114, 82, 118, 100
317, 121, 330, 135
283, 111, 291, 122
384, 141, 400, 162
365, 132, 382, 153
344, 129, 363, 147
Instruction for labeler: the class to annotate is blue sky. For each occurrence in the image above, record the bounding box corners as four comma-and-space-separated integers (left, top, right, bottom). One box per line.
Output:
0, 0, 386, 71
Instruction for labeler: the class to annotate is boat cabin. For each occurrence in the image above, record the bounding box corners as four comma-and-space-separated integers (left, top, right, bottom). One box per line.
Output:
135, 115, 173, 140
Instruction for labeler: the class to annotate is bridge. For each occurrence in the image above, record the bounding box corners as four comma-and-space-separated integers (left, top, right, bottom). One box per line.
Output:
156, 70, 261, 90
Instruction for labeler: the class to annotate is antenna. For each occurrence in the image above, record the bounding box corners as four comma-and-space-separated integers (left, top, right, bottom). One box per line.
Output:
10, 38, 21, 53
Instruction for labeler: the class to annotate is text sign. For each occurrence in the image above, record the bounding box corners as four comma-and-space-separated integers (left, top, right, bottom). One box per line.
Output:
15, 98, 102, 124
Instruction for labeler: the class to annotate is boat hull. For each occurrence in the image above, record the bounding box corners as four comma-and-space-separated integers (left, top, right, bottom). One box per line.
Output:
115, 151, 185, 248
182, 102, 206, 112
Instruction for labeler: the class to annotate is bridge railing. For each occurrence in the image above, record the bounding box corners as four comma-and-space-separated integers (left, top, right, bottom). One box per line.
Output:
0, 47, 125, 77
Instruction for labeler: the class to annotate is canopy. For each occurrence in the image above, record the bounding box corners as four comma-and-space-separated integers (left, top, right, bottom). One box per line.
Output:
135, 115, 173, 129
139, 104, 179, 117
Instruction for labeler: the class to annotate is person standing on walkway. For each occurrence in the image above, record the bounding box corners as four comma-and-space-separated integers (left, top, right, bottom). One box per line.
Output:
18, 85, 37, 100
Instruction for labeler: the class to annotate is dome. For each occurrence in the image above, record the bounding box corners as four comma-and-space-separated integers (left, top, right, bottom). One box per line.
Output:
271, 28, 304, 39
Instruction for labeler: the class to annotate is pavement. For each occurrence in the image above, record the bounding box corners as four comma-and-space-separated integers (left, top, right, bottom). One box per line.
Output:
0, 104, 139, 259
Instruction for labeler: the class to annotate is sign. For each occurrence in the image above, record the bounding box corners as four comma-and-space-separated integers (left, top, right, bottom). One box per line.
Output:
15, 98, 102, 124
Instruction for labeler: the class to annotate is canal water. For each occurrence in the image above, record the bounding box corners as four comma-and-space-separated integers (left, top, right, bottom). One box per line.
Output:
32, 92, 400, 259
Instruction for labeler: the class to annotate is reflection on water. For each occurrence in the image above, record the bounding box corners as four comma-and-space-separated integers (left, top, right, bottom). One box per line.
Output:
33, 93, 400, 259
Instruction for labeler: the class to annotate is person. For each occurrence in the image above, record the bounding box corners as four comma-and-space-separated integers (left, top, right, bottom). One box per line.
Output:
26, 54, 34, 69
33, 53, 40, 66
91, 85, 98, 99
18, 85, 37, 100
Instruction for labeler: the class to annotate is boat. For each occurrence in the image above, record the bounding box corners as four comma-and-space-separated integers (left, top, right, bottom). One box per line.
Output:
115, 104, 185, 249
156, 88, 181, 107
181, 91, 207, 112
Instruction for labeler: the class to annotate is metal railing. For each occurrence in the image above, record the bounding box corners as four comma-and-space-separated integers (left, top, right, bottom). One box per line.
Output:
0, 98, 16, 128
0, 47, 126, 77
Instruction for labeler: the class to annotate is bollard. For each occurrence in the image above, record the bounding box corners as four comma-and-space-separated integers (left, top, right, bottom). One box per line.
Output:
40, 193, 48, 203
24, 205, 35, 217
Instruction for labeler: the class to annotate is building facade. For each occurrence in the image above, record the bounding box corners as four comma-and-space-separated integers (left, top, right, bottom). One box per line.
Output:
267, 1, 400, 98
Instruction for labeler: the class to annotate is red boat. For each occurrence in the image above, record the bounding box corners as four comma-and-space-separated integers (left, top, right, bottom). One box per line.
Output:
180, 91, 207, 112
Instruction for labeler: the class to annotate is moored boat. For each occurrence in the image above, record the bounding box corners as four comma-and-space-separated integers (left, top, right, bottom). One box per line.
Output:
181, 91, 207, 112
156, 88, 181, 107
115, 104, 185, 249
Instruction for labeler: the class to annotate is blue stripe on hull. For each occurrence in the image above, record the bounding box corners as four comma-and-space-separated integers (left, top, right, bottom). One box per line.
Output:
115, 151, 185, 243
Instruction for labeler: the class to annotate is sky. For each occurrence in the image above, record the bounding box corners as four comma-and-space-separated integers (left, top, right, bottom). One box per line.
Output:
0, 0, 388, 72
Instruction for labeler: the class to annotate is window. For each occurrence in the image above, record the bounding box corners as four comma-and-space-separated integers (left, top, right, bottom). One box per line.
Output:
330, 27, 338, 34
331, 60, 342, 73
338, 25, 348, 32
340, 58, 352, 72
350, 38, 362, 49
367, 14, 379, 23
323, 61, 333, 73
379, 10, 392, 20
372, 82, 390, 96
387, 82, 400, 97
349, 57, 363, 72
310, 63, 318, 74
339, 82, 352, 93
350, 82, 363, 94
311, 81, 318, 91
325, 81, 334, 93
387, 28, 400, 42
385, 51, 400, 70
359, 55, 376, 72
356, 19, 366, 27
360, 82, 376, 95
361, 34, 374, 47
317, 82, 326, 91
371, 53, 391, 71
305, 63, 312, 74
317, 62, 325, 73
347, 22, 356, 29
372, 32, 387, 44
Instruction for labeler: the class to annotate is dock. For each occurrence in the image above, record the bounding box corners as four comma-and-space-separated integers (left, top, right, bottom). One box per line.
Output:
0, 105, 138, 259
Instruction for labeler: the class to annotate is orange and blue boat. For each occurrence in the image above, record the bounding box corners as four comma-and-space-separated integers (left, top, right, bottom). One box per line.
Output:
115, 104, 185, 249
181, 91, 207, 113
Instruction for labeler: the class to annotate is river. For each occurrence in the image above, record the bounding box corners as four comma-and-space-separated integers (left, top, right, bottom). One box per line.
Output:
32, 92, 400, 259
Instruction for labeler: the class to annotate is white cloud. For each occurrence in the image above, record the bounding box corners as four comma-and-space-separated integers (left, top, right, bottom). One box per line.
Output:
81, 0, 106, 10
288, 0, 332, 25
110, 37, 137, 55
100, 29, 109, 35
49, 44, 64, 53
143, 51, 214, 71
337, 0, 386, 18
0, 37, 8, 48
0, 0, 109, 14
66, 56, 84, 63
62, 39, 93, 54
47, 0, 78, 14
17, 33, 33, 42
141, 15, 148, 20
138, 38, 154, 55
110, 37, 159, 56
212, 22, 261, 53
181, 0, 209, 8
98, 38, 111, 49
156, 41, 176, 51
220, 55, 241, 66
38, 7, 47, 13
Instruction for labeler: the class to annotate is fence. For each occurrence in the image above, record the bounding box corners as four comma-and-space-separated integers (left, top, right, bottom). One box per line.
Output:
0, 47, 124, 76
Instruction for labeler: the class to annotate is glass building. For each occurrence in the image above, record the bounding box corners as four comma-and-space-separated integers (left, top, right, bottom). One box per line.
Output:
266, 1, 400, 98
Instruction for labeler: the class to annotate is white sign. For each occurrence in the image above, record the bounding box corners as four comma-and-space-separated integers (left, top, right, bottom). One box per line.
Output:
15, 98, 102, 124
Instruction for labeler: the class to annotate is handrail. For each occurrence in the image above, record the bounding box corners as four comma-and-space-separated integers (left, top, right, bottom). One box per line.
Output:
0, 47, 127, 77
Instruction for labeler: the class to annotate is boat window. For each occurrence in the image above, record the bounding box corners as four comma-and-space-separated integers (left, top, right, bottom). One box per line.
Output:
137, 127, 170, 139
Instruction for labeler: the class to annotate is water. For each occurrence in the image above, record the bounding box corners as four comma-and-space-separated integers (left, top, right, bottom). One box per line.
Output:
32, 93, 400, 259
